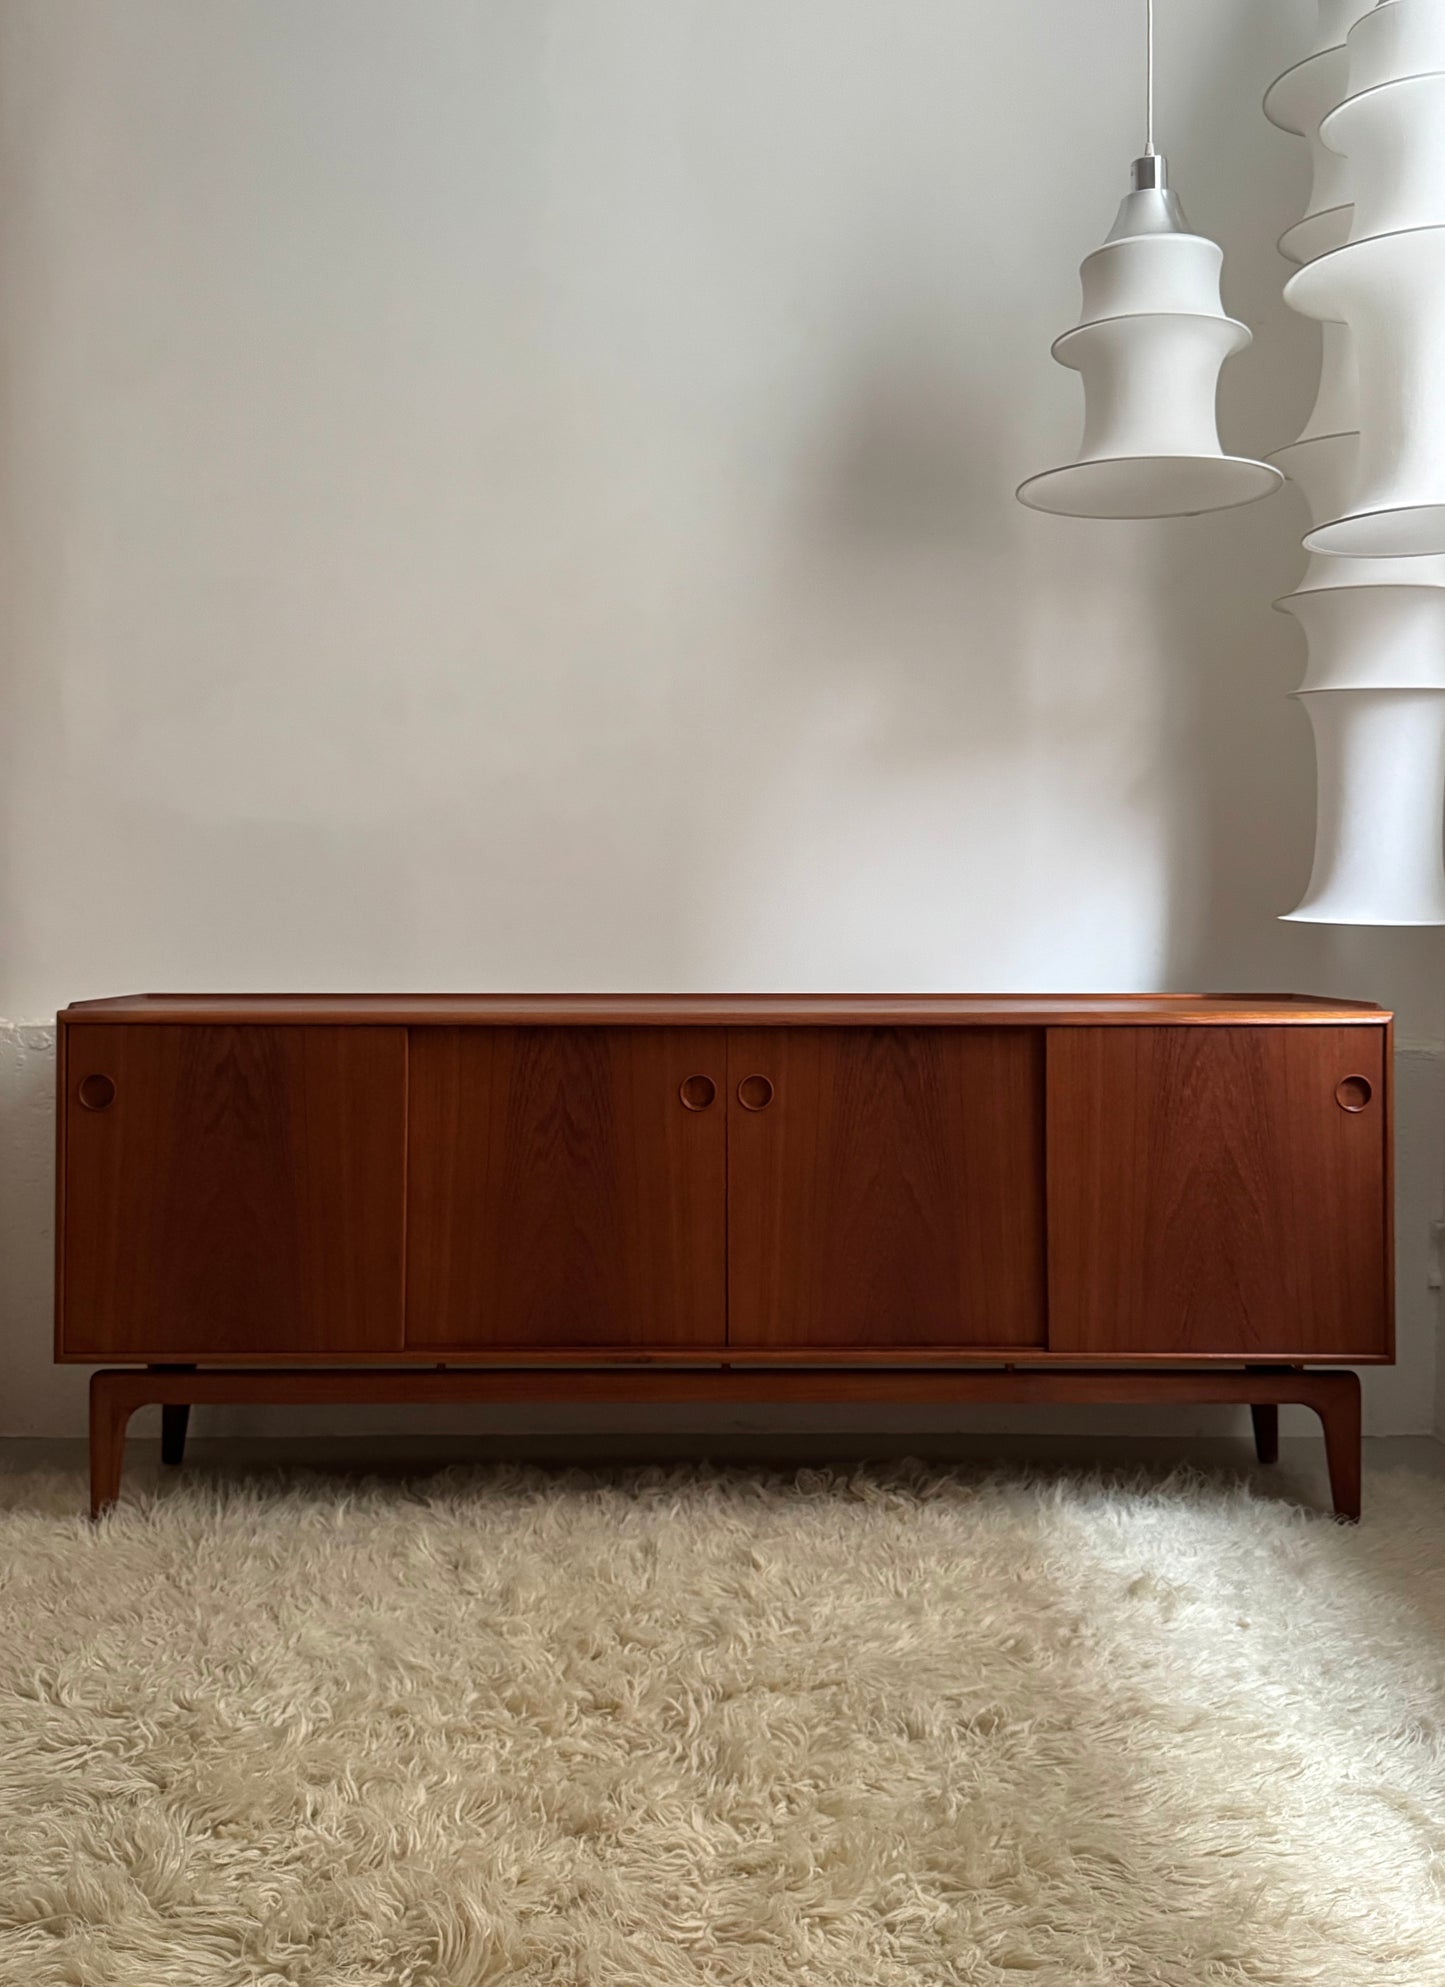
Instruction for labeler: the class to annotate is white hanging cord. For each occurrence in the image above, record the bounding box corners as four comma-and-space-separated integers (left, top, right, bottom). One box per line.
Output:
1145, 0, 1156, 155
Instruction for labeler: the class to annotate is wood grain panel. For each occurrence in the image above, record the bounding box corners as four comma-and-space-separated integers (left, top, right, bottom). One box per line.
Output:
406, 1027, 726, 1349
726, 1027, 1046, 1349
61, 1025, 406, 1356
1047, 1026, 1390, 1357
63, 993, 1390, 1027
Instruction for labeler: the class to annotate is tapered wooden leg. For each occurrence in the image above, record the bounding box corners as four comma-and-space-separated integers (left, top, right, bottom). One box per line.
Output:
79, 1363, 1369, 1522
1310, 1371, 1362, 1523
161, 1403, 191, 1467
89, 1371, 136, 1519
1249, 1403, 1280, 1466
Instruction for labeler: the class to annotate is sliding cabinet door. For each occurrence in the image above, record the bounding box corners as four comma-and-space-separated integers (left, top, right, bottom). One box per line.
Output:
406, 1027, 727, 1351
1047, 1026, 1390, 1358
727, 1027, 1047, 1351
62, 1025, 406, 1357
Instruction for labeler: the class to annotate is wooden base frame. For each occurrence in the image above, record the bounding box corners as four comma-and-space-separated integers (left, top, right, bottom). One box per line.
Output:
87, 1365, 1364, 1523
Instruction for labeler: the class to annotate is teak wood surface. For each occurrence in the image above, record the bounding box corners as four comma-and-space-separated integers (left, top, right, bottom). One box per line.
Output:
407, 1027, 727, 1350
87, 1365, 1365, 1522
60, 1024, 406, 1358
58, 1002, 1393, 1369
1047, 1027, 1391, 1359
725, 1027, 1046, 1349
62, 992, 1387, 1026
57, 994, 1392, 1518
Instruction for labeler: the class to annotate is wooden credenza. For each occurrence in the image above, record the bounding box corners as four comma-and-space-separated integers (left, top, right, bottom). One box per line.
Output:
56, 994, 1394, 1518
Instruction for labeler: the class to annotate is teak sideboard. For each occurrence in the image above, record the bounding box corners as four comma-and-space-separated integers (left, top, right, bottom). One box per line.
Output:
56, 994, 1394, 1519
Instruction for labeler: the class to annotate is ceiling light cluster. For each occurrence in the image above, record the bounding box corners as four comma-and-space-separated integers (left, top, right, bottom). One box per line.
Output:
1019, 0, 1445, 927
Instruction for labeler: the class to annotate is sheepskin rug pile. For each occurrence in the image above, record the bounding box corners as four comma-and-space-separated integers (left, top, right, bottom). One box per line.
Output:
2, 1461, 1445, 1986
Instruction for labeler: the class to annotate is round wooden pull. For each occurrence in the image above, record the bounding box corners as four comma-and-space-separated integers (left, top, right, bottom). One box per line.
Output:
737, 1074, 774, 1111
78, 1073, 116, 1112
1335, 1075, 1372, 1113
678, 1074, 717, 1112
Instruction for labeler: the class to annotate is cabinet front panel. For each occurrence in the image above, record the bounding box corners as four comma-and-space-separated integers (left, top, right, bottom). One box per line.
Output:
62, 1025, 406, 1357
1047, 1026, 1390, 1357
406, 1027, 727, 1350
726, 1027, 1047, 1350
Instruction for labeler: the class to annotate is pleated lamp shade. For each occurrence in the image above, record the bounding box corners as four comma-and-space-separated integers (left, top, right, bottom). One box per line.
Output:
1317, 0, 1390, 57
1264, 3, 1373, 266
1275, 369, 1445, 924
1282, 0, 1445, 557
1266, 323, 1358, 582
1285, 689, 1445, 924
1284, 584, 1445, 688
1017, 159, 1281, 518
1287, 230, 1445, 555
1325, 77, 1445, 242
1268, 1, 1445, 925
1346, 0, 1445, 96
1269, 322, 1445, 592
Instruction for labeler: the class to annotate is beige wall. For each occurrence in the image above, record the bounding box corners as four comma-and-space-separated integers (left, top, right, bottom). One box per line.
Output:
1, 1, 1441, 1436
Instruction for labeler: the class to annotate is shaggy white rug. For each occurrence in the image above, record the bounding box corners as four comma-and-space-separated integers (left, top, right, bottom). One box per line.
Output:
2, 1462, 1444, 1987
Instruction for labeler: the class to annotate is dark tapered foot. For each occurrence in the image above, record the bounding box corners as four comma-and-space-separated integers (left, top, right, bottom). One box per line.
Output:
1250, 1402, 1279, 1466
160, 1402, 191, 1467
1313, 1372, 1362, 1523
90, 1372, 135, 1519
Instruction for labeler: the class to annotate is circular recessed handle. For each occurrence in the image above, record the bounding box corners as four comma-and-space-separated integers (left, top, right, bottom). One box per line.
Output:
78, 1073, 116, 1112
737, 1073, 775, 1112
678, 1074, 717, 1112
1335, 1074, 1373, 1113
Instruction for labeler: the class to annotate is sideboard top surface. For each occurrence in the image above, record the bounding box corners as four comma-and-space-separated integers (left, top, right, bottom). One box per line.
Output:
60, 993, 1392, 1026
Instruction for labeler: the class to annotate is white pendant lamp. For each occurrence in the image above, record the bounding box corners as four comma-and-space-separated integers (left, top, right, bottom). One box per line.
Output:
1267, 0, 1445, 925
1018, 0, 1281, 518
1288, 232, 1445, 558
1270, 321, 1445, 593
1276, 504, 1445, 924
1283, 0, 1445, 557
1285, 689, 1445, 923
1264, 2, 1375, 266
1285, 584, 1445, 689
